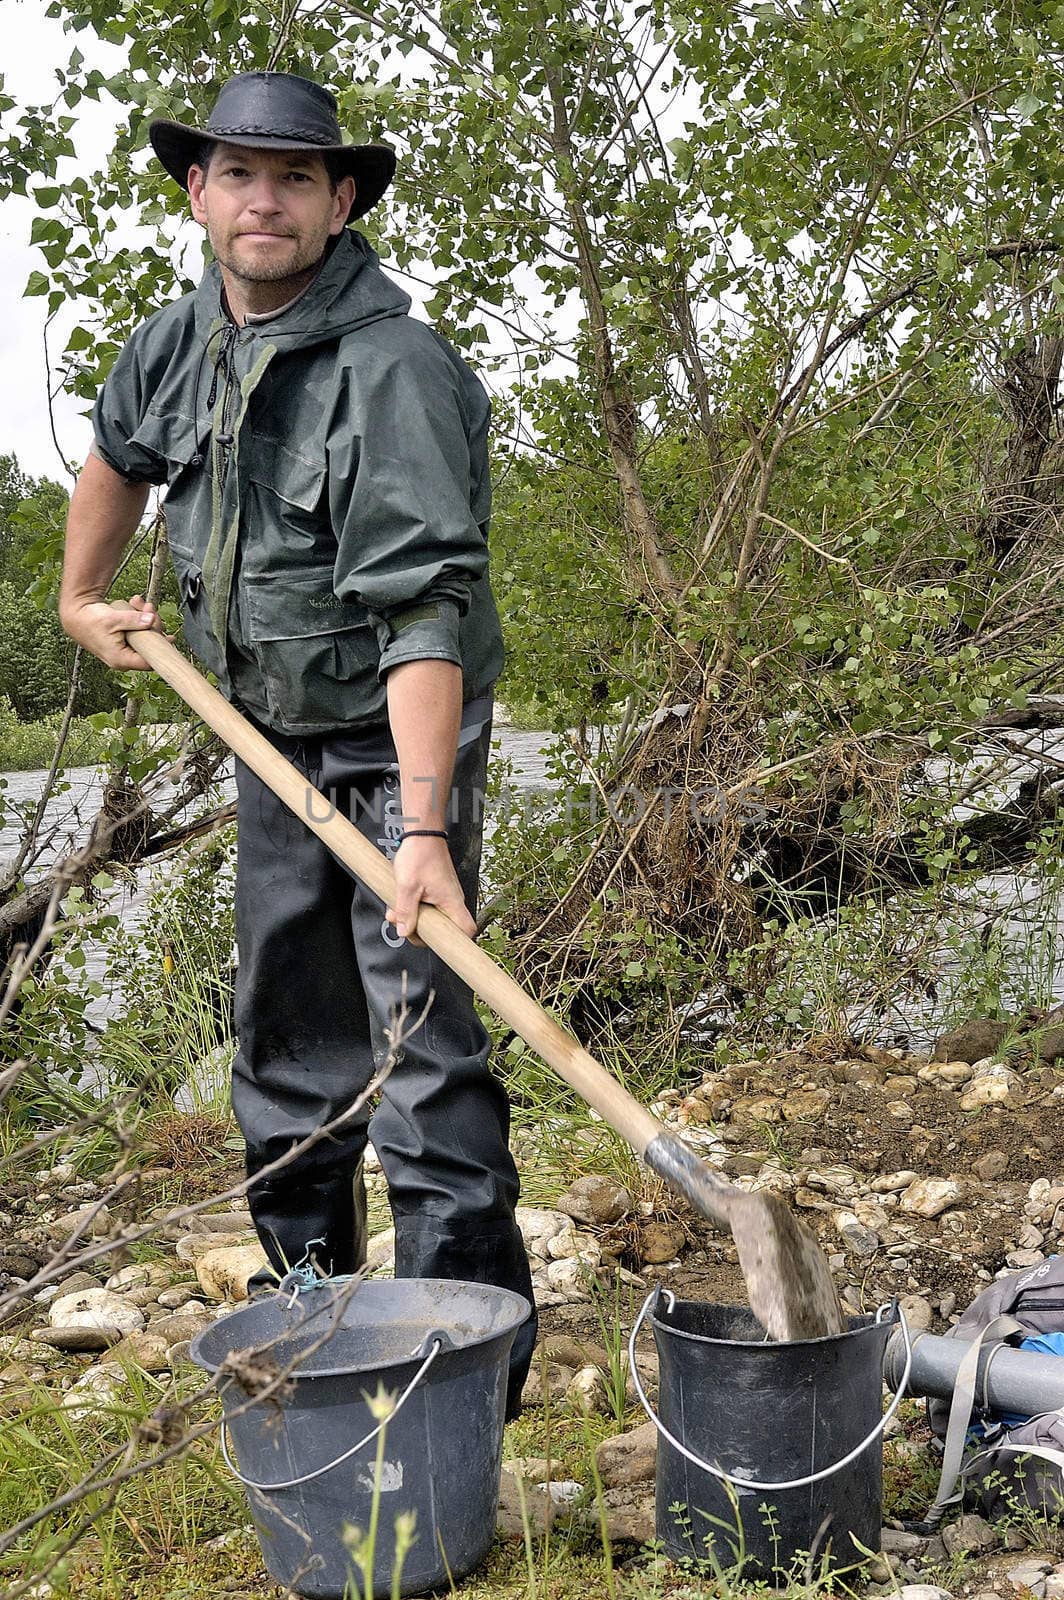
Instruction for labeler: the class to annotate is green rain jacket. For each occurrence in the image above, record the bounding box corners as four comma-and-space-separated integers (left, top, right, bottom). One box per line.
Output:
92, 230, 504, 734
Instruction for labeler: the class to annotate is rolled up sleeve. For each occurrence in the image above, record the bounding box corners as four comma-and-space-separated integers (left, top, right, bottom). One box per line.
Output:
327, 341, 491, 680
91, 337, 169, 487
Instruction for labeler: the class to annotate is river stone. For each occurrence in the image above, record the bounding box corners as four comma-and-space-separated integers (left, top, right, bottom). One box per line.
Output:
33, 1324, 122, 1352
625, 1349, 659, 1405
941, 1512, 997, 1555
61, 1363, 129, 1419
156, 1284, 204, 1309
154, 1300, 210, 1322
520, 1360, 570, 1409
1030, 1026, 1064, 1065
885, 1100, 914, 1124
592, 1486, 656, 1544
167, 1339, 195, 1370
497, 1473, 557, 1538
105, 1262, 173, 1293
1006, 1249, 1045, 1269
567, 1364, 609, 1415
538, 1335, 610, 1371
898, 1294, 933, 1332
639, 1222, 685, 1264
893, 1587, 953, 1600
152, 1310, 215, 1346
45, 1204, 112, 1242
196, 1209, 254, 1232
175, 1231, 255, 1263
880, 1528, 928, 1556
899, 1177, 964, 1218
782, 1087, 831, 1121
49, 1288, 145, 1334
195, 1243, 268, 1303
109, 1331, 172, 1373
972, 1056, 1013, 1079
882, 1074, 919, 1096
871, 1171, 917, 1194
43, 1271, 101, 1299
0, 1252, 43, 1277
546, 1225, 591, 1261
731, 1094, 781, 1123
960, 1077, 1018, 1111
695, 1078, 733, 1116
366, 1228, 395, 1274
918, 1059, 975, 1087
545, 1256, 599, 1298
503, 1456, 552, 1483
933, 1019, 1012, 1063
678, 1094, 718, 1126
556, 1175, 632, 1227
595, 1421, 657, 1486
1006, 1558, 1054, 1594
834, 1211, 879, 1257
122, 1285, 167, 1309
972, 1150, 1009, 1182
516, 1207, 572, 1259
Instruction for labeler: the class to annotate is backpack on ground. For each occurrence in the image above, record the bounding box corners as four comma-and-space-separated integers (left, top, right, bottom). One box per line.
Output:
923, 1257, 1064, 1525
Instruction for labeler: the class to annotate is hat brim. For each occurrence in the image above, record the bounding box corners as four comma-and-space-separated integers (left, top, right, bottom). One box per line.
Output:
148, 120, 396, 221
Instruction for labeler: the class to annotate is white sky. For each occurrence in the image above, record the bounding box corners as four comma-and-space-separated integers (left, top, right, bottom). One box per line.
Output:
0, 0, 130, 484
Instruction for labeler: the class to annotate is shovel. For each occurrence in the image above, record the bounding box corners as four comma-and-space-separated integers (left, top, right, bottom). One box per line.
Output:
128, 630, 844, 1341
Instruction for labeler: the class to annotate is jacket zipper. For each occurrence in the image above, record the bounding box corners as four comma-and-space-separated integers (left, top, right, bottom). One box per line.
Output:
210, 322, 239, 494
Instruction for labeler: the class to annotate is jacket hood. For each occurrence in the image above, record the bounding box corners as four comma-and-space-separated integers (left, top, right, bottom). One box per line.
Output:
193, 229, 411, 346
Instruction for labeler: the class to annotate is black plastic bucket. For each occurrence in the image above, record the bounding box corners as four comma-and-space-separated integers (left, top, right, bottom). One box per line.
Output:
641, 1290, 897, 1581
190, 1278, 530, 1599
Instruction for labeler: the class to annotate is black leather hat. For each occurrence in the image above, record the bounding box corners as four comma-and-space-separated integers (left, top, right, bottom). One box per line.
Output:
149, 72, 396, 221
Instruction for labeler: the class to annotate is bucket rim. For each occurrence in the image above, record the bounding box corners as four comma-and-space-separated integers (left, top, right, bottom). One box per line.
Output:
649, 1294, 897, 1350
188, 1277, 532, 1380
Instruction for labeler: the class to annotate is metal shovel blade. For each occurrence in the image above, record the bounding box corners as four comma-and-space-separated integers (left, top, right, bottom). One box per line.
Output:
645, 1132, 845, 1341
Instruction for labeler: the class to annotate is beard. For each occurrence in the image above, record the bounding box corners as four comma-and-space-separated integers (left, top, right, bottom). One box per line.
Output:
211, 227, 328, 285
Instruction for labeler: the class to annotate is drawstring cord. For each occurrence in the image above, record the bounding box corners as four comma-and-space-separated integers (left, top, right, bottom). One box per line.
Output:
206, 321, 237, 412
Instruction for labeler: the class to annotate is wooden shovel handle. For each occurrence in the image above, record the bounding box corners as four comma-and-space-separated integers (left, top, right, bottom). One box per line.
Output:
129, 631, 665, 1157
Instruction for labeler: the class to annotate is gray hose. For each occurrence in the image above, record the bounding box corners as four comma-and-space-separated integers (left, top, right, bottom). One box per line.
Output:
884, 1328, 1064, 1414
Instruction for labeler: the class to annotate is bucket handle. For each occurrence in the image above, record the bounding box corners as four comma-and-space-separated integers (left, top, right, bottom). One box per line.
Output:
628, 1290, 913, 1494
219, 1337, 441, 1493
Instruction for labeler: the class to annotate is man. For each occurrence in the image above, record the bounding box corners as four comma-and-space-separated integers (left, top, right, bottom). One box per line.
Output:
59, 70, 536, 1414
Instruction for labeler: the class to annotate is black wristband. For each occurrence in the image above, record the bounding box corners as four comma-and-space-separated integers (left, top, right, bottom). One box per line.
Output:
398, 829, 449, 842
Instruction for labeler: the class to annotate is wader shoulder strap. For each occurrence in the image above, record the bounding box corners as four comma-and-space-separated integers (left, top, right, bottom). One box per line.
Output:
924, 1313, 1025, 1527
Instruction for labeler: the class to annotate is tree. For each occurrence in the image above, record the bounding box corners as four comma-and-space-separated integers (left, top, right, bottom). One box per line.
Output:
4, 0, 1064, 1023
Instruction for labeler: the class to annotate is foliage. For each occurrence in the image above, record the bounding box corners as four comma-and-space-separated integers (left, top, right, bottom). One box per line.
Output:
95, 826, 236, 1107
0, 696, 112, 769
0, 454, 168, 721
6, 0, 1064, 1036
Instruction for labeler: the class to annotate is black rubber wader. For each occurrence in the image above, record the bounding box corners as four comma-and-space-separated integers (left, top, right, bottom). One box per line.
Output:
230, 697, 537, 1417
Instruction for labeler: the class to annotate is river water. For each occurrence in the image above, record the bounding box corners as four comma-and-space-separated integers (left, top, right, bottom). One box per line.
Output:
4, 717, 1063, 1056
0, 725, 558, 1020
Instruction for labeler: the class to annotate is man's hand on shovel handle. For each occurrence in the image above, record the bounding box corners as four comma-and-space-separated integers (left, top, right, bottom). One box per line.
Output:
61, 594, 168, 671
387, 834, 477, 946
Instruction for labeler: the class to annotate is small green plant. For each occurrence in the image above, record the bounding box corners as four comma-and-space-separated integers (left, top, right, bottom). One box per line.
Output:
342, 1382, 419, 1600
586, 1273, 636, 1428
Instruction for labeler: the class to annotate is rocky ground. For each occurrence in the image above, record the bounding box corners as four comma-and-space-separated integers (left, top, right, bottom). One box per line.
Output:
4, 1027, 1064, 1596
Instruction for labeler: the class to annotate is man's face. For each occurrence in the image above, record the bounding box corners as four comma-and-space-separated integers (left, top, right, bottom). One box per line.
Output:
187, 144, 356, 285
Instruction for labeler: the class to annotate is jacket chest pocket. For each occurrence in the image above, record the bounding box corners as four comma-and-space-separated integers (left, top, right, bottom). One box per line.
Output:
127, 409, 209, 501
242, 569, 381, 730
246, 444, 327, 518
